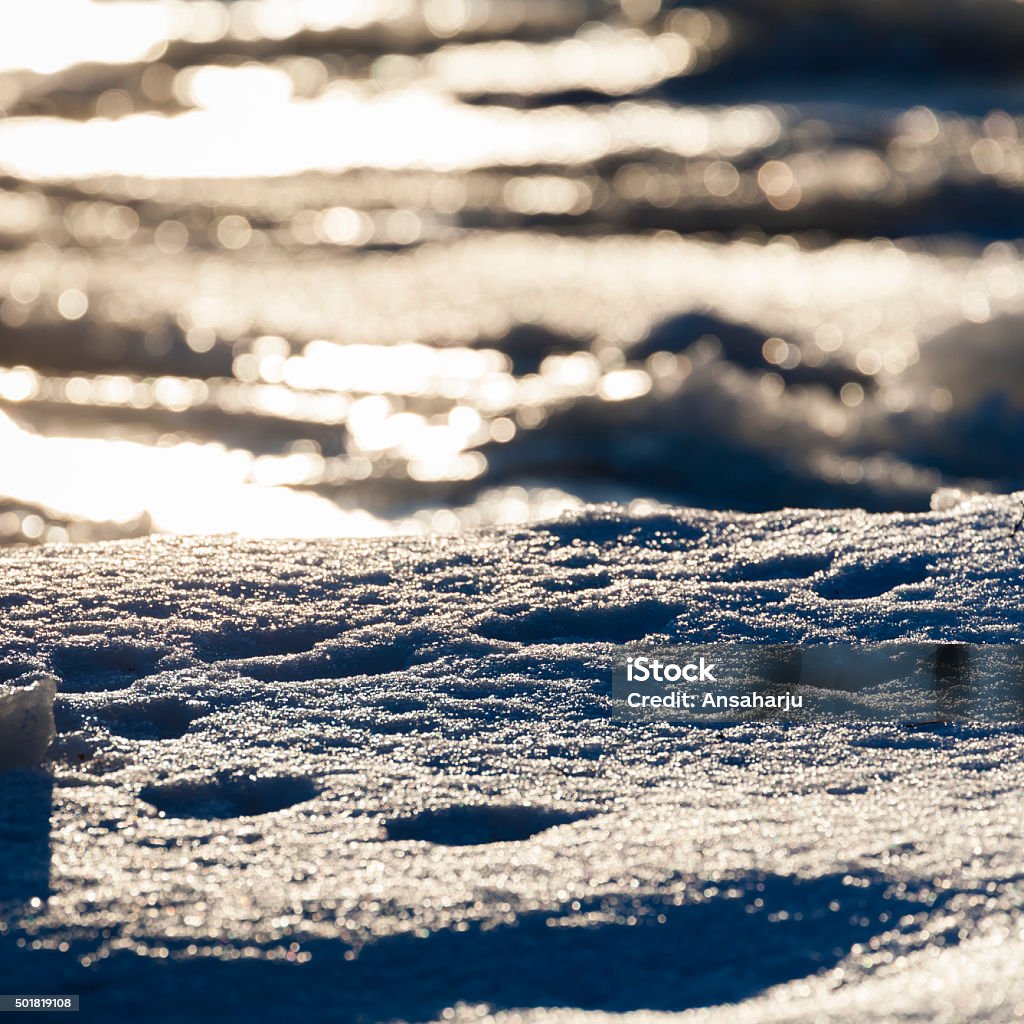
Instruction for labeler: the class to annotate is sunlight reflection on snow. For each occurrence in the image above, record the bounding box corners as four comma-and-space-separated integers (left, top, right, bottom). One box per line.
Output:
0, 410, 388, 538
0, 90, 781, 180
0, 0, 172, 75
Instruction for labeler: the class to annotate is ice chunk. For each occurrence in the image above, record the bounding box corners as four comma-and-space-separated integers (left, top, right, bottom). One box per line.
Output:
0, 677, 56, 771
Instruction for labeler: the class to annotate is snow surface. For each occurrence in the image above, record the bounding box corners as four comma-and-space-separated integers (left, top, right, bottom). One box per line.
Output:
3, 494, 1024, 1022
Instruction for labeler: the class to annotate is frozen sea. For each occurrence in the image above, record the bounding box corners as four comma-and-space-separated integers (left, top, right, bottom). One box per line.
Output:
3, 0, 1024, 541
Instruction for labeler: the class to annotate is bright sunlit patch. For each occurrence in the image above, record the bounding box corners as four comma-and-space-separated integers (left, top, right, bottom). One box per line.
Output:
0, 367, 40, 403
0, 0, 173, 74
0, 90, 782, 180
0, 0, 422, 76
597, 368, 652, 402
426, 29, 698, 98
282, 341, 510, 397
0, 411, 390, 538
177, 64, 295, 112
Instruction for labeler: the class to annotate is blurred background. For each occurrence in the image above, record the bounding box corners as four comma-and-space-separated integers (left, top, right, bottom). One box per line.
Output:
2, 0, 1024, 545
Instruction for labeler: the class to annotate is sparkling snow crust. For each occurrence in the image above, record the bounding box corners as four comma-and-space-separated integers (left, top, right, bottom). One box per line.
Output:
2, 495, 1024, 1022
